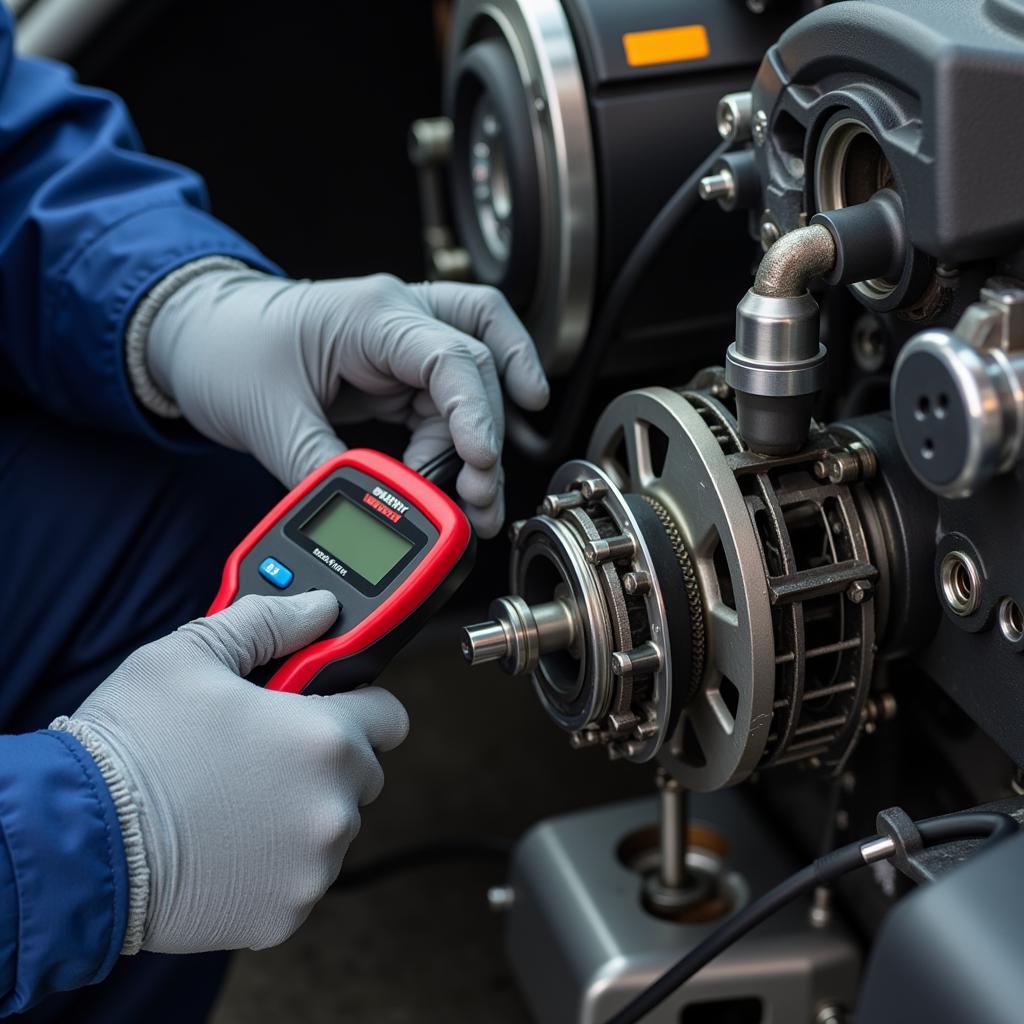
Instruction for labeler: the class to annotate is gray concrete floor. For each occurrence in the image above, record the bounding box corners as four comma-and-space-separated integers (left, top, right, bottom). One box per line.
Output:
210, 612, 652, 1023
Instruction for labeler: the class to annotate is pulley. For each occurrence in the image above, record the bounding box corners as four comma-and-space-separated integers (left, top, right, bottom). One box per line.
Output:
463, 374, 890, 791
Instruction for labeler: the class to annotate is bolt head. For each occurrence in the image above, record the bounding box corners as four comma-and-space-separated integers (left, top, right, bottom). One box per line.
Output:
759, 214, 781, 251
753, 109, 769, 146
847, 580, 873, 604
623, 571, 652, 596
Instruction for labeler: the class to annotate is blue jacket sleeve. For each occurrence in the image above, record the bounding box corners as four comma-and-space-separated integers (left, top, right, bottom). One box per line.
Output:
0, 6, 280, 442
0, 730, 128, 1015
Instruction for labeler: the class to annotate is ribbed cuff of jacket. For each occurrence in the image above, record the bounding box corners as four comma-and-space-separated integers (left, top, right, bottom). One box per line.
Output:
50, 717, 149, 956
0, 732, 128, 1014
44, 202, 281, 449
125, 255, 251, 419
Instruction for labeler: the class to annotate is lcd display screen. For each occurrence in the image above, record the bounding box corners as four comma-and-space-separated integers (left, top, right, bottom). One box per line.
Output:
300, 495, 413, 585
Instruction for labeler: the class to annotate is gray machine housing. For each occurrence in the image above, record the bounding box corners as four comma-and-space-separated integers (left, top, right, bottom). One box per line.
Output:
746, 0, 1024, 766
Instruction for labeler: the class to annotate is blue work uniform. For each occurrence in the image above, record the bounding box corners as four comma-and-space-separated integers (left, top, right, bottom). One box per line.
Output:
0, 4, 285, 1018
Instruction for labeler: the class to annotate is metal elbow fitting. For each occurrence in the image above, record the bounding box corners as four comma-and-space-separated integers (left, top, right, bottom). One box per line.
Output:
726, 192, 909, 455
726, 225, 835, 454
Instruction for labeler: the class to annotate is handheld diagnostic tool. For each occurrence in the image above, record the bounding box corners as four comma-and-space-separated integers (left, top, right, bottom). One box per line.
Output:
209, 449, 474, 694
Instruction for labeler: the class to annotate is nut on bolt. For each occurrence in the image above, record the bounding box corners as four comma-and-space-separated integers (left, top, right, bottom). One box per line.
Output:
815, 443, 877, 485
846, 580, 873, 604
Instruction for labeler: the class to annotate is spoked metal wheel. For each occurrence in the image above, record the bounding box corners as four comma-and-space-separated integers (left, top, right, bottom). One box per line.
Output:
588, 387, 777, 792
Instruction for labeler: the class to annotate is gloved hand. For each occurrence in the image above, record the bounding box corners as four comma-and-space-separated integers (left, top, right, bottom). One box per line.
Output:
51, 591, 408, 954
140, 266, 549, 537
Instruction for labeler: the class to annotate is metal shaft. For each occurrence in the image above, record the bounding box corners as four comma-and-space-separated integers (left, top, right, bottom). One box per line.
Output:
657, 769, 691, 890
461, 596, 578, 673
460, 621, 509, 665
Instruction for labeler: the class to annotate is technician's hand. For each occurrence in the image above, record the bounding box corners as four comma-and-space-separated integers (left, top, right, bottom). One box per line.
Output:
144, 269, 549, 537
51, 591, 408, 954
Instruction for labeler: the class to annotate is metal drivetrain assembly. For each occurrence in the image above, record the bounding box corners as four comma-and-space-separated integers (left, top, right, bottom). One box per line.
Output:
462, 373, 923, 791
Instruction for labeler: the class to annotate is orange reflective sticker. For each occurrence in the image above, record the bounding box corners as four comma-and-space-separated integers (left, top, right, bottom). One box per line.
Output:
622, 25, 710, 67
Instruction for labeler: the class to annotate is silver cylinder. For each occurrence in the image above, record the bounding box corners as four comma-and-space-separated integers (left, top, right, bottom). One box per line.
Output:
716, 91, 753, 145
659, 773, 689, 891
461, 620, 510, 665
460, 595, 578, 674
726, 290, 827, 399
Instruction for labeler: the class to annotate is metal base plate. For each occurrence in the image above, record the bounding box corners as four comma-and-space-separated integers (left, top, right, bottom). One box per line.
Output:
503, 793, 860, 1023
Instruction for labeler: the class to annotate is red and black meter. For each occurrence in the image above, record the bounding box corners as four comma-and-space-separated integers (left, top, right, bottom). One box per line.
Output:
209, 449, 474, 694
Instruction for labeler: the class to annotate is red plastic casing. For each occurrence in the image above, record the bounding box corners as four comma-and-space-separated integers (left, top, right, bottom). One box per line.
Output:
208, 449, 472, 693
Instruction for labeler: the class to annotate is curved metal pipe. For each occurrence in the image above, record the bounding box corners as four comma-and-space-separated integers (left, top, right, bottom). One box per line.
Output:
754, 224, 836, 298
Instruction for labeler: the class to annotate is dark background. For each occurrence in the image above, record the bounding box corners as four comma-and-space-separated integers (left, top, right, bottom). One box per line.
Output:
79, 0, 442, 283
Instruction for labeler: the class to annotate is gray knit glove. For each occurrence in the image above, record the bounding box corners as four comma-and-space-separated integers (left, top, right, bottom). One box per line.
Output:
52, 592, 408, 955
135, 265, 549, 537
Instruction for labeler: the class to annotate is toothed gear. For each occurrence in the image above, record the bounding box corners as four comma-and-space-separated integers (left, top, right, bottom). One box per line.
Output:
639, 495, 706, 703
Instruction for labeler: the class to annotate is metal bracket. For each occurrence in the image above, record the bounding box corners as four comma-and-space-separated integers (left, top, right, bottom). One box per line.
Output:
875, 807, 931, 884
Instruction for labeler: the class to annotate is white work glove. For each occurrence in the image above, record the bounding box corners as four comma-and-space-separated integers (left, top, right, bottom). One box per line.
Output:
51, 591, 408, 955
137, 265, 549, 537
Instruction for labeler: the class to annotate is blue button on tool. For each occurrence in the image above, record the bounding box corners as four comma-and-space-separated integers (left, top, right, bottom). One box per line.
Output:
258, 557, 294, 589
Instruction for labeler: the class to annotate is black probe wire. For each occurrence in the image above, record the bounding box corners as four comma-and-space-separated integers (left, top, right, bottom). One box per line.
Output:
420, 140, 731, 473
510, 138, 733, 463
330, 836, 512, 891
603, 810, 1018, 1024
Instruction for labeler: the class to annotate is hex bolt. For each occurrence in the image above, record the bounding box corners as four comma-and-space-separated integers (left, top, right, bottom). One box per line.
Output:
584, 535, 636, 565
699, 169, 737, 205
578, 478, 608, 501
846, 580, 873, 604
622, 570, 653, 596
814, 444, 877, 485
611, 642, 663, 677
716, 91, 753, 144
752, 109, 769, 146
540, 491, 585, 517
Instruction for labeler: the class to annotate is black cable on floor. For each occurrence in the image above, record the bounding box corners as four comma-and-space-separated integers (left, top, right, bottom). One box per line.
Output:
331, 837, 513, 890
603, 809, 1018, 1024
